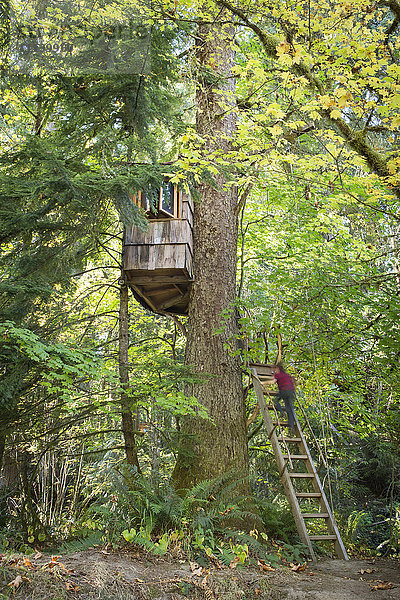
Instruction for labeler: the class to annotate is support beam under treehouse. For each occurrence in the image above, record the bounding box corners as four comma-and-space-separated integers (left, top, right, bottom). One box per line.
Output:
123, 182, 193, 315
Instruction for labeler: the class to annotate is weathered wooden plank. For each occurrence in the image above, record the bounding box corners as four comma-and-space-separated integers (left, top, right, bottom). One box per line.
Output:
182, 198, 194, 226
124, 244, 188, 271
283, 455, 308, 460
145, 286, 176, 297
126, 274, 191, 284
185, 245, 193, 278
296, 493, 322, 498
130, 284, 159, 313
159, 291, 190, 311
124, 219, 192, 246
249, 363, 275, 377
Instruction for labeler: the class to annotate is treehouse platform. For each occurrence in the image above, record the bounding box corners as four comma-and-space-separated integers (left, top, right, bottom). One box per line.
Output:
123, 184, 193, 315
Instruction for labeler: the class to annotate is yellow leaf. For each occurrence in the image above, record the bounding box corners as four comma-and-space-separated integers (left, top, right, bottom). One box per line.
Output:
389, 94, 400, 108
293, 47, 302, 64
276, 40, 290, 56
319, 95, 335, 109
330, 109, 342, 120
391, 116, 400, 129
279, 54, 293, 67
265, 103, 285, 119
269, 124, 283, 137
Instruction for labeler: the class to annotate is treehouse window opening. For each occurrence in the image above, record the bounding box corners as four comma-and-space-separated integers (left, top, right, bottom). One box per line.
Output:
132, 183, 180, 219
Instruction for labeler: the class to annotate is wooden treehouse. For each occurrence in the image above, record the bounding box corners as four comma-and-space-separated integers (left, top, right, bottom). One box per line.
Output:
123, 182, 193, 315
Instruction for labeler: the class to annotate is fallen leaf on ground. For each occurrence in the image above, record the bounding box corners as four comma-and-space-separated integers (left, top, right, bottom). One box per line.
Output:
370, 581, 393, 590
254, 587, 261, 596
189, 561, 203, 576
291, 563, 307, 572
258, 559, 275, 572
7, 575, 23, 589
66, 582, 80, 591
134, 578, 144, 583
22, 557, 35, 569
360, 568, 374, 574
45, 556, 60, 569
229, 556, 240, 569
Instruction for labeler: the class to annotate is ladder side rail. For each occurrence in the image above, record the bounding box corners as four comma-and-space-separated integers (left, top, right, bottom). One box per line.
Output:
264, 389, 293, 470
293, 414, 349, 560
251, 371, 316, 561
296, 395, 329, 472
251, 370, 290, 472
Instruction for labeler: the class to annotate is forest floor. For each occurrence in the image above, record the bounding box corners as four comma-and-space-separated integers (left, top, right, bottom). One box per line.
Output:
1, 548, 400, 600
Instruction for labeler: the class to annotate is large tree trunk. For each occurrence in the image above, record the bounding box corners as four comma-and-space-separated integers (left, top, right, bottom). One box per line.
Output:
119, 279, 141, 472
172, 14, 250, 491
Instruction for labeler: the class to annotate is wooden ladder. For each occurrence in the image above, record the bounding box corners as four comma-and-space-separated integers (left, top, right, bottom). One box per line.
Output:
250, 363, 348, 561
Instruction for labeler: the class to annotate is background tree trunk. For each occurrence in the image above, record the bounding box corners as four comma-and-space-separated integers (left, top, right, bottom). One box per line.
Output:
119, 279, 141, 472
172, 14, 250, 492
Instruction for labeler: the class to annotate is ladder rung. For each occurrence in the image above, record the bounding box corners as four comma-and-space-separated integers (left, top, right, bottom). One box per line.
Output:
288, 473, 314, 478
277, 437, 301, 442
309, 535, 337, 541
296, 492, 322, 498
302, 513, 329, 518
283, 455, 307, 459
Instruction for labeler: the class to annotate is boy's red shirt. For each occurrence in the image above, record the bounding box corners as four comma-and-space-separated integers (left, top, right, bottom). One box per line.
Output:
274, 370, 295, 391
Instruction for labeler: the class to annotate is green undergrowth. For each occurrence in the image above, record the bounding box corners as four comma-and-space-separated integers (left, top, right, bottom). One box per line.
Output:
52, 471, 308, 568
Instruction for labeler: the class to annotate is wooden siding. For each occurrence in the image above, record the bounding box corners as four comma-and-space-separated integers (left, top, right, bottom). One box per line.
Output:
124, 218, 192, 247
124, 243, 192, 274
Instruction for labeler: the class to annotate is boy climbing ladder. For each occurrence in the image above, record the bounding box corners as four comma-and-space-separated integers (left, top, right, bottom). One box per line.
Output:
273, 362, 296, 432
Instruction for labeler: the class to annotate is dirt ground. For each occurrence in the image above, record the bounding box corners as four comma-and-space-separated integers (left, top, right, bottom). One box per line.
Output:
1, 549, 399, 599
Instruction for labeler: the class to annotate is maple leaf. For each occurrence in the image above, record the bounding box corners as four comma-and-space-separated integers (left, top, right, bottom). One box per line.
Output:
269, 125, 283, 137
330, 109, 342, 120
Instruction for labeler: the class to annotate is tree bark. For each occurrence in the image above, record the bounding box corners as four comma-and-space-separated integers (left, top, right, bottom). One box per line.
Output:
119, 279, 141, 472
172, 14, 250, 493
